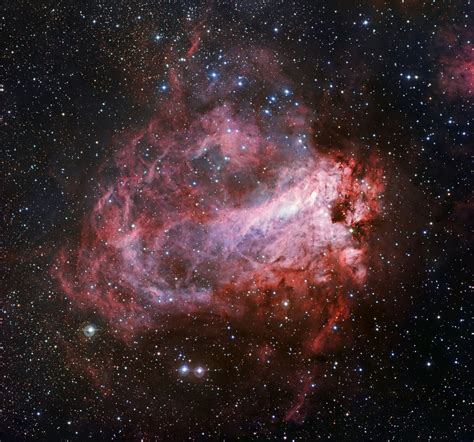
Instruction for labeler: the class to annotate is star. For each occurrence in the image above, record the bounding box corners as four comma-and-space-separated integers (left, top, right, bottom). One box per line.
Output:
83, 324, 97, 338
178, 364, 190, 376
193, 366, 206, 378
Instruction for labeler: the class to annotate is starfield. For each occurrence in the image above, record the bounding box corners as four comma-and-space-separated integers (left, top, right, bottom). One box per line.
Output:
3, 0, 472, 440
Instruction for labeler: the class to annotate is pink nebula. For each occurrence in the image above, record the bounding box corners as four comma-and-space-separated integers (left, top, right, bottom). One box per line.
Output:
54, 50, 385, 414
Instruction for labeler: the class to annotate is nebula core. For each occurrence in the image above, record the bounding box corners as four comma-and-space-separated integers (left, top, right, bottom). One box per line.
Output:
54, 46, 386, 419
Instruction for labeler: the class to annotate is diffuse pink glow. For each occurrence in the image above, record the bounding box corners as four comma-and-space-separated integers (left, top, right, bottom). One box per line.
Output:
436, 29, 474, 99
439, 43, 474, 98
54, 50, 385, 417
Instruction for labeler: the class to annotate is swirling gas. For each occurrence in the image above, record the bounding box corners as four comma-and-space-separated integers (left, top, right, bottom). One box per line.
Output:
54, 47, 385, 419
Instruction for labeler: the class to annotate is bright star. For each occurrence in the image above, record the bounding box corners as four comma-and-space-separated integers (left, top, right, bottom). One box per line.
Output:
194, 366, 206, 378
179, 364, 190, 375
83, 324, 97, 337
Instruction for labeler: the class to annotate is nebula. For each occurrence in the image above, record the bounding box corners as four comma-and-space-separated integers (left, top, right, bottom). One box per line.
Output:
438, 43, 474, 99
436, 28, 474, 99
54, 46, 385, 420
6, 1, 472, 439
